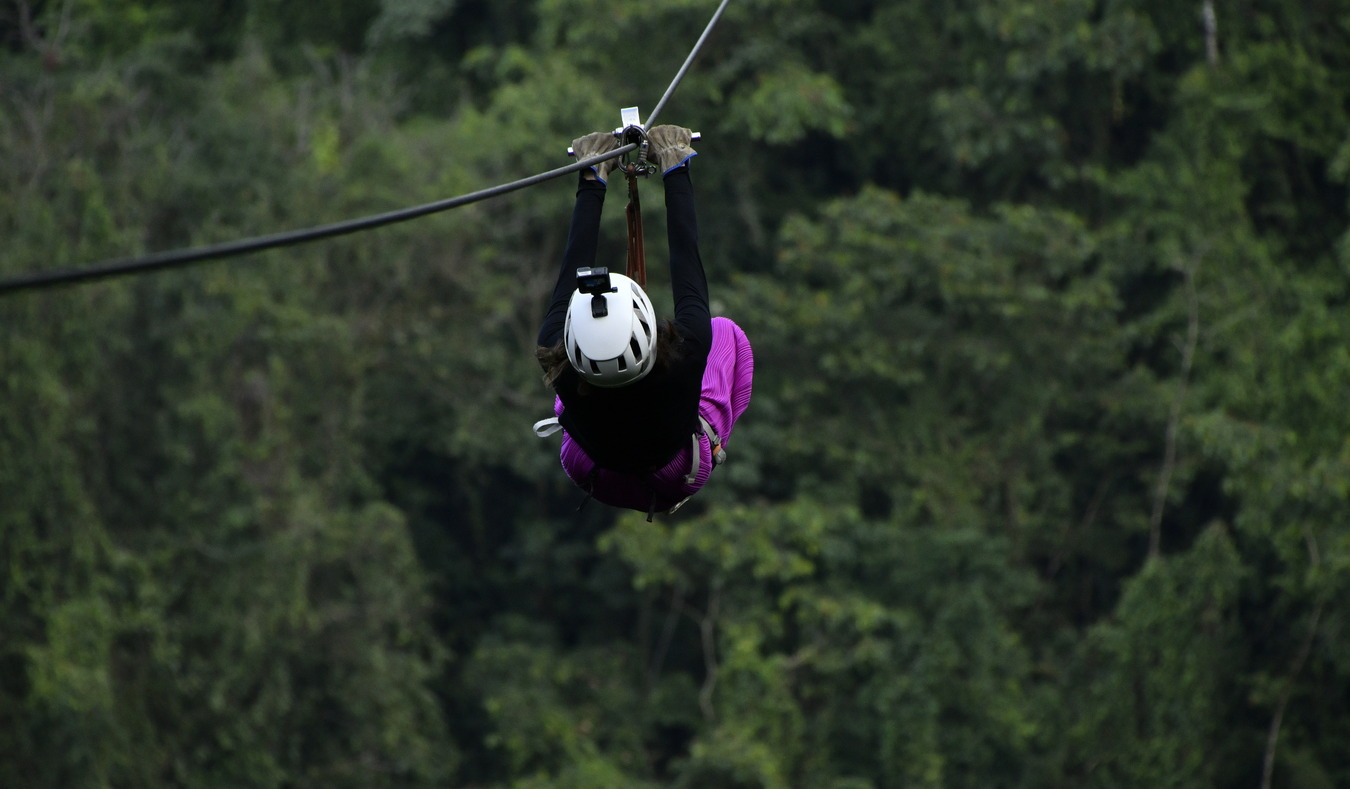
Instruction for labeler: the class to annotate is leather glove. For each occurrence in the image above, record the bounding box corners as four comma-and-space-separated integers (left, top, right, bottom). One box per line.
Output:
647, 125, 697, 175
571, 132, 620, 184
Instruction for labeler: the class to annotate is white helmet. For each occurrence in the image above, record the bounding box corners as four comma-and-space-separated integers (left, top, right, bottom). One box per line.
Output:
564, 270, 658, 388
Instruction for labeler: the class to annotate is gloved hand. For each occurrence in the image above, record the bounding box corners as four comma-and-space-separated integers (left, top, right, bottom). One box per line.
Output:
647, 125, 697, 175
572, 132, 620, 184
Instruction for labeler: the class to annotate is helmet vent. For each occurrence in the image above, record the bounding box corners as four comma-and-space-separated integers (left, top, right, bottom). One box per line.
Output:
589, 358, 602, 375
630, 337, 644, 360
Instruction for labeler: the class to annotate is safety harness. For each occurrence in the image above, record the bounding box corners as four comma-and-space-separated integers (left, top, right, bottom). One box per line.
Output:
532, 414, 725, 489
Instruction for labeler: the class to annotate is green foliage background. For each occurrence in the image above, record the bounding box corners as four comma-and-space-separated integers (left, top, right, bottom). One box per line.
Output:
3, 1, 1348, 787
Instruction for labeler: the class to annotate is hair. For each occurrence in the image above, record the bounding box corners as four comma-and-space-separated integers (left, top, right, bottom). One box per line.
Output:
537, 319, 684, 391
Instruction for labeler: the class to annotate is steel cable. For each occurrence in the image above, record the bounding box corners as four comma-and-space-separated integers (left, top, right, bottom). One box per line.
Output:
0, 149, 633, 294
645, 0, 731, 129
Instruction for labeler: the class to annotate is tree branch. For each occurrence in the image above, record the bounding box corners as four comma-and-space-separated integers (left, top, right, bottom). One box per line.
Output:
646, 586, 685, 691
1260, 530, 1325, 789
1260, 597, 1324, 789
676, 587, 722, 722
1202, 2, 1220, 69
1149, 259, 1199, 559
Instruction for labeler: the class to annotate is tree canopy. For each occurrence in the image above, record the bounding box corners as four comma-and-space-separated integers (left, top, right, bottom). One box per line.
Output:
2, 1, 1348, 787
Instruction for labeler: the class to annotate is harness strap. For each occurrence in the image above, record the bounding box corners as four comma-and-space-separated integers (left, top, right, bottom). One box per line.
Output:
533, 417, 563, 437
576, 467, 598, 513
703, 415, 728, 466
684, 414, 726, 486
625, 165, 647, 287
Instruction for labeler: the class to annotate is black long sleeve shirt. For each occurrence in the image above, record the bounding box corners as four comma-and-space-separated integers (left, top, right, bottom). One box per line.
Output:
538, 168, 712, 473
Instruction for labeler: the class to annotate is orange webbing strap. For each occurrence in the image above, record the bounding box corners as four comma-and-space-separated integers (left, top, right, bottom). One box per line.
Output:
624, 164, 647, 288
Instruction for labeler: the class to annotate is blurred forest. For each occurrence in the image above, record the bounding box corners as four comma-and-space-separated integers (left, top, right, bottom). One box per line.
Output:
2, 0, 1349, 787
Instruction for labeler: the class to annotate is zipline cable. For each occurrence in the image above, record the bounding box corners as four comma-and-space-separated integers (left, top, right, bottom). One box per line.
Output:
645, 0, 731, 130
0, 148, 634, 295
0, 0, 733, 296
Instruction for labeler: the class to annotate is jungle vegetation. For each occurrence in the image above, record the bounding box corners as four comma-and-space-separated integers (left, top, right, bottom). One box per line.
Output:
2, 1, 1348, 787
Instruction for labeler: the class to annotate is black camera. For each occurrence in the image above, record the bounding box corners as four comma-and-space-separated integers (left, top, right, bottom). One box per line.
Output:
576, 267, 617, 318
576, 267, 613, 295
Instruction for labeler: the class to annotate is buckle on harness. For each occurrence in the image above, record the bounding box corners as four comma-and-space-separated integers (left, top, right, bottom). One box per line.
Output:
684, 415, 726, 486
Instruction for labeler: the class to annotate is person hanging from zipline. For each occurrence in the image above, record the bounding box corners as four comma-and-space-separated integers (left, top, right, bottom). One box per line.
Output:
534, 125, 753, 519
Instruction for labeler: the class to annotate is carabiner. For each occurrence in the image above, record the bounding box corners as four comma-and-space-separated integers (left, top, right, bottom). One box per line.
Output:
618, 124, 657, 177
